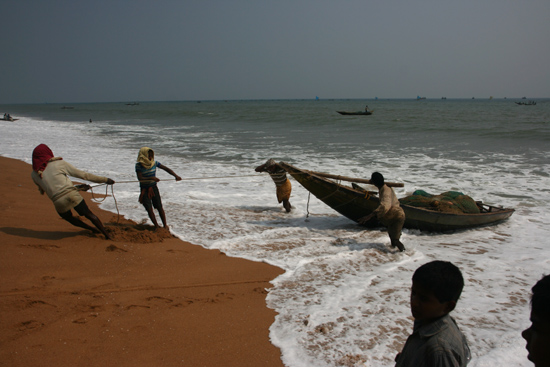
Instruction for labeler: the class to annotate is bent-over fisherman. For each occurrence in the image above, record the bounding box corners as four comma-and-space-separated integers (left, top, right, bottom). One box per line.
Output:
255, 158, 292, 212
358, 172, 405, 252
31, 144, 115, 240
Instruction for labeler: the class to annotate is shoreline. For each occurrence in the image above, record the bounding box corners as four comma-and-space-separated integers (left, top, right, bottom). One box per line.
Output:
0, 156, 285, 366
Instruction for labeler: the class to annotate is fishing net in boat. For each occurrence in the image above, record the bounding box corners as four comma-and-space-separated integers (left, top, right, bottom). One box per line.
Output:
399, 190, 480, 214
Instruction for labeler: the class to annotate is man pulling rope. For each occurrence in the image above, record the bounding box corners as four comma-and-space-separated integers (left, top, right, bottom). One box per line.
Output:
255, 158, 292, 213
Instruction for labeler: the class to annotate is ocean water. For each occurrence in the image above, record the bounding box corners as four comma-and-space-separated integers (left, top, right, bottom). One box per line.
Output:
1, 98, 549, 366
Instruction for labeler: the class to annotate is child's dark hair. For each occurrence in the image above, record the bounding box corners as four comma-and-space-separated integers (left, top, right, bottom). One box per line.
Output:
531, 274, 550, 320
413, 260, 464, 303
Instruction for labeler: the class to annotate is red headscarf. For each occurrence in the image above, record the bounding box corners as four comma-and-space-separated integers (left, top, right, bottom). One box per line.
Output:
32, 144, 57, 174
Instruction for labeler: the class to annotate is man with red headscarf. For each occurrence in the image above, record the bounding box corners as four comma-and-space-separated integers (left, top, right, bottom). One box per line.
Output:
31, 144, 115, 239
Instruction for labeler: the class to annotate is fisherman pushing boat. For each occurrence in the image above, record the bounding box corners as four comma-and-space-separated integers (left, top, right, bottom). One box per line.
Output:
358, 172, 406, 252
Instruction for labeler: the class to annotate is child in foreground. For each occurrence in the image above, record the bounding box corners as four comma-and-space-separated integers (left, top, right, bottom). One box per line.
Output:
522, 274, 550, 367
135, 147, 181, 228
395, 260, 471, 367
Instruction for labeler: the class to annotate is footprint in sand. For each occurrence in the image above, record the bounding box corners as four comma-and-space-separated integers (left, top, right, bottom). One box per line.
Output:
24, 300, 56, 308
253, 287, 268, 294
142, 296, 195, 308
72, 314, 98, 324
18, 320, 44, 330
105, 244, 127, 252
126, 304, 151, 310
146, 296, 173, 303
206, 293, 235, 303
74, 304, 104, 313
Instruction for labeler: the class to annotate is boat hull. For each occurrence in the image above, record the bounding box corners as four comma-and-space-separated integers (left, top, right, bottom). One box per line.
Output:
400, 204, 514, 232
336, 111, 372, 115
280, 162, 514, 232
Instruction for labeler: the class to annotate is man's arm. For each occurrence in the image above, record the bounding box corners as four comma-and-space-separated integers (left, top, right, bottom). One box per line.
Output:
31, 172, 45, 195
158, 164, 182, 181
137, 170, 159, 183
63, 161, 113, 184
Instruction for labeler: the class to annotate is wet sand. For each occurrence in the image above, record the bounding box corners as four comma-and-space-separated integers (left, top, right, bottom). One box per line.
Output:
0, 156, 285, 367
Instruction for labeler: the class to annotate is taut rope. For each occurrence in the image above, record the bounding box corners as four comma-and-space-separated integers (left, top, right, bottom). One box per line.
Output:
85, 173, 270, 222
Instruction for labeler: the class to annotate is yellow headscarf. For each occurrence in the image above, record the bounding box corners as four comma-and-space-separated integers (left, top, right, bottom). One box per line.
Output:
137, 147, 155, 169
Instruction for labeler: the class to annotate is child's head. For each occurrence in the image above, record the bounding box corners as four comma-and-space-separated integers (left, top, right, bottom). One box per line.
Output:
410, 260, 464, 323
522, 274, 550, 367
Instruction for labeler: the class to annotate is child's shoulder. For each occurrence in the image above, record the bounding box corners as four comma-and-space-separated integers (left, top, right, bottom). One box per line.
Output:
418, 314, 463, 338
434, 315, 468, 345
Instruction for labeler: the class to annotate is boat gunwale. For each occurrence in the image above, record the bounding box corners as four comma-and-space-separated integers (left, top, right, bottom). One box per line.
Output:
279, 161, 514, 231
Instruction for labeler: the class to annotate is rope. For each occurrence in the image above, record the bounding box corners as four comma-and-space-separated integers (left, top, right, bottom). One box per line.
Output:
82, 172, 269, 223
88, 184, 121, 223
107, 173, 262, 185
303, 178, 366, 218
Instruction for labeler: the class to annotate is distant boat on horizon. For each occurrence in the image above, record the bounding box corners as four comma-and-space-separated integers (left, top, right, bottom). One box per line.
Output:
416, 96, 426, 100
336, 110, 373, 116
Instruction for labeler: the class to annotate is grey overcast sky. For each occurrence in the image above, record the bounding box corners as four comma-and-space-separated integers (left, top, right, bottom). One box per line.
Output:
1, 0, 549, 104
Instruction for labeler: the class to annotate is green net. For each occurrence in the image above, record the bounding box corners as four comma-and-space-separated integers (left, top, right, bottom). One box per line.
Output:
399, 190, 480, 214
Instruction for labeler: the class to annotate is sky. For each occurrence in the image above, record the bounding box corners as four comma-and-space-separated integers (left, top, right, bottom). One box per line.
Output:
1, 0, 549, 104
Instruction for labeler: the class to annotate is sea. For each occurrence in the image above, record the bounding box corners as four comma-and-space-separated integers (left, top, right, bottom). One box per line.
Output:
1, 98, 549, 367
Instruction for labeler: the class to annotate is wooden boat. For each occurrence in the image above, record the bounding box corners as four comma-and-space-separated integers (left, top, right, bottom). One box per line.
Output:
279, 162, 515, 232
0, 117, 18, 121
336, 110, 372, 115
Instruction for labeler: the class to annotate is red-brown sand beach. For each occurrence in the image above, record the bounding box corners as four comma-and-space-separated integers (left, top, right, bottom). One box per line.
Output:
0, 156, 285, 367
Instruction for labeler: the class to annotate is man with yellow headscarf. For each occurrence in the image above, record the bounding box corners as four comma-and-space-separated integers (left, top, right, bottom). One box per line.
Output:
135, 147, 182, 228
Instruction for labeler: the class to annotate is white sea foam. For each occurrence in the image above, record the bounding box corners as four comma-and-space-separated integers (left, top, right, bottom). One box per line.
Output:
1, 102, 547, 367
